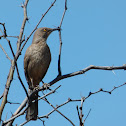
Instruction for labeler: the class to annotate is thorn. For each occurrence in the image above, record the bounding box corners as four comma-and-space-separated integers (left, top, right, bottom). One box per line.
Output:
68, 98, 71, 101
88, 92, 92, 96
99, 88, 103, 91
79, 106, 82, 110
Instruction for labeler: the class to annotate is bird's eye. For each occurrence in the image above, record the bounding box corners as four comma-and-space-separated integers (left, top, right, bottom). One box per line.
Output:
43, 29, 47, 32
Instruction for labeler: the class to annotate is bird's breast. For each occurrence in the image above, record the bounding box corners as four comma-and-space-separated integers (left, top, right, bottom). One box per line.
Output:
28, 43, 51, 83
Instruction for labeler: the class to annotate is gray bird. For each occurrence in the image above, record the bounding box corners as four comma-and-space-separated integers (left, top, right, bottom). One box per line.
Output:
24, 27, 59, 121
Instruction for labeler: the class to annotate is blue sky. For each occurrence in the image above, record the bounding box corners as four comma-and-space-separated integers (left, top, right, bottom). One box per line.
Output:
0, 0, 126, 126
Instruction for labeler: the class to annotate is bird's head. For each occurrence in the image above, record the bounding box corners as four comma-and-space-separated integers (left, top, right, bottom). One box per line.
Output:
33, 27, 60, 42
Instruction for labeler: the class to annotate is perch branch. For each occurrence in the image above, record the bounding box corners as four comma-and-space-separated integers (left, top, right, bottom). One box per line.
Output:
5, 85, 60, 125
49, 65, 126, 86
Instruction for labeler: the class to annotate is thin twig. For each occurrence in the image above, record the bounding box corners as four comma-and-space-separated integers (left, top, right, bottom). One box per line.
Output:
0, 94, 3, 99
59, 0, 67, 27
79, 97, 85, 126
2, 106, 28, 125
19, 120, 30, 126
37, 85, 61, 101
0, 44, 11, 61
16, 0, 29, 51
57, 30, 62, 76
57, 0, 68, 76
86, 82, 126, 99
76, 106, 82, 126
0, 29, 15, 57
0, 23, 7, 37
7, 101, 20, 105
39, 98, 73, 118
76, 98, 85, 126
37, 117, 45, 126
43, 98, 75, 126
5, 98, 28, 126
84, 109, 91, 123
6, 35, 18, 38
15, 62, 29, 98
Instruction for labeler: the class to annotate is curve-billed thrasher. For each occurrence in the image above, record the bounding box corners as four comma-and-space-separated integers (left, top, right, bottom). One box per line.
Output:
24, 27, 59, 121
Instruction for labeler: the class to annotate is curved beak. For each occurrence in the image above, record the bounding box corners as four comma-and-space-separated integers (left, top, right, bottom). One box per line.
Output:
52, 27, 60, 31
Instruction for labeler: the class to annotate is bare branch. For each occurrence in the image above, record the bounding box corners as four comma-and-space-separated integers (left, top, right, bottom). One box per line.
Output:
2, 107, 28, 125
15, 62, 29, 98
5, 98, 27, 126
0, 23, 7, 37
0, 44, 11, 61
6, 85, 60, 125
37, 117, 45, 126
7, 101, 20, 105
76, 97, 85, 126
59, 0, 67, 28
0, 24, 17, 122
76, 106, 83, 126
40, 82, 126, 122
6, 35, 18, 38
86, 82, 126, 98
16, 0, 29, 51
0, 94, 3, 99
0, 0, 29, 123
0, 60, 15, 121
49, 65, 126, 86
0, 29, 15, 57
37, 85, 61, 101
57, 0, 68, 76
19, 120, 30, 126
84, 109, 91, 123
57, 30, 62, 76
80, 97, 85, 119
43, 98, 75, 126
39, 98, 72, 118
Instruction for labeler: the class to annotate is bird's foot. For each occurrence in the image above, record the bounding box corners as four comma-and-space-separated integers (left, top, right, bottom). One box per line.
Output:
43, 83, 51, 90
34, 85, 40, 91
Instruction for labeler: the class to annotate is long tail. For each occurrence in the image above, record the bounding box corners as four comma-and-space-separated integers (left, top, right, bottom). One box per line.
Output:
26, 89, 38, 121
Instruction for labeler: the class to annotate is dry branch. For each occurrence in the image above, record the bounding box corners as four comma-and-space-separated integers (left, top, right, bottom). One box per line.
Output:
43, 98, 75, 126
57, 0, 67, 76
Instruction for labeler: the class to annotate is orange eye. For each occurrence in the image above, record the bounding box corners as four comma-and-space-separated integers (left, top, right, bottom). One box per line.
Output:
43, 29, 47, 32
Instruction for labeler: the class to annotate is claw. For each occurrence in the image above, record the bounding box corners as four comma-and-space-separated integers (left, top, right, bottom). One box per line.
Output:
43, 83, 51, 90
34, 85, 40, 91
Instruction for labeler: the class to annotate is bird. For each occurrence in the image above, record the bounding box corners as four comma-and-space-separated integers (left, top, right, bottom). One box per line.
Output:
24, 27, 59, 121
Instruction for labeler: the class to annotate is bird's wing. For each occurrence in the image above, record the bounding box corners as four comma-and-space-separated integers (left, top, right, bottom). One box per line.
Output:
24, 53, 32, 88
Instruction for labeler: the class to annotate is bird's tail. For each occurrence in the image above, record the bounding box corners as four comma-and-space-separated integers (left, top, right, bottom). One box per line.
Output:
26, 89, 38, 121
